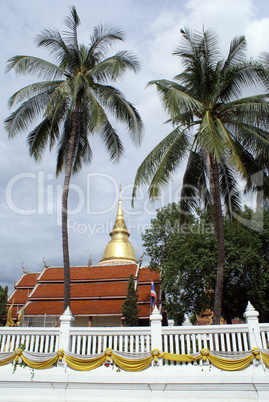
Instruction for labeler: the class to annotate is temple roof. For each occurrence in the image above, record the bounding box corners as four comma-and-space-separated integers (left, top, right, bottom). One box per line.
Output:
8, 264, 161, 320
6, 191, 162, 322
38, 264, 138, 282
23, 299, 154, 317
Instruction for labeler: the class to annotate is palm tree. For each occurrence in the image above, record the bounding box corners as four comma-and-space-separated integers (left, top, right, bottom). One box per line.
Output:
5, 6, 143, 311
132, 28, 269, 324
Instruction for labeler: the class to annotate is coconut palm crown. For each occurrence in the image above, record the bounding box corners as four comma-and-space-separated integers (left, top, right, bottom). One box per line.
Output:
132, 28, 269, 324
5, 6, 143, 311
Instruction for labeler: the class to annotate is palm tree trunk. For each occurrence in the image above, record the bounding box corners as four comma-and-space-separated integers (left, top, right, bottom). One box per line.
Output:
62, 102, 80, 312
209, 154, 225, 325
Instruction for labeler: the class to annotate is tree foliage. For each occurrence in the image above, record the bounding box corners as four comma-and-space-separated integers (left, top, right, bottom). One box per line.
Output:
0, 285, 8, 326
122, 274, 139, 326
5, 6, 143, 311
142, 204, 269, 323
133, 27, 269, 324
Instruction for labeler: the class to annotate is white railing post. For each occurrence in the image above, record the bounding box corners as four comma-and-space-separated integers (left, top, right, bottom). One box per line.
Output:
59, 307, 75, 351
243, 302, 262, 348
150, 306, 163, 351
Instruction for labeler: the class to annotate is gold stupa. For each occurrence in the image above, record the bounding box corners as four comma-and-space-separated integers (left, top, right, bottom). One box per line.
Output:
99, 187, 136, 264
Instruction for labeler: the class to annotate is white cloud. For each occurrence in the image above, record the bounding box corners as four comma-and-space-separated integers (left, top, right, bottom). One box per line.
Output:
246, 17, 269, 57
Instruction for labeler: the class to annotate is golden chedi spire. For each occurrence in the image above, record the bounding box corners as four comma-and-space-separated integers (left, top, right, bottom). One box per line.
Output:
99, 185, 136, 264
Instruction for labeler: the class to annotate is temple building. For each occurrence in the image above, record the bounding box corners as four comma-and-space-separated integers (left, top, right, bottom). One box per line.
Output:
7, 191, 161, 327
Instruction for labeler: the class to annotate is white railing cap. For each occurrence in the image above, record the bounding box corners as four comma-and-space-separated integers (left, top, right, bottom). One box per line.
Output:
243, 301, 259, 319
60, 306, 75, 322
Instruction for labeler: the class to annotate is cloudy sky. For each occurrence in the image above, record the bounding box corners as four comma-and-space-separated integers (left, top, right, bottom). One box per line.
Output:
1, 0, 269, 293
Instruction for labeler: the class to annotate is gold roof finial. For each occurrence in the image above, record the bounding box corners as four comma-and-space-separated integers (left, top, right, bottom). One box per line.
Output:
43, 257, 50, 268
99, 184, 136, 264
22, 263, 30, 274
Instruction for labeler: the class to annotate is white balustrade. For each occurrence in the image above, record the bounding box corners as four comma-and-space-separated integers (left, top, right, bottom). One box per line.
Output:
0, 301, 266, 367
69, 326, 151, 354
0, 327, 60, 352
259, 324, 269, 349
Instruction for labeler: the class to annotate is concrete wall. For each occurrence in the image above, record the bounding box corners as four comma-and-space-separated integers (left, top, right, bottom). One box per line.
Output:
0, 363, 268, 401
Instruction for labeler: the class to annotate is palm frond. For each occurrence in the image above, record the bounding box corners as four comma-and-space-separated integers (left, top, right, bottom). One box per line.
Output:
222, 94, 269, 127
218, 61, 269, 102
6, 9, 143, 181
6, 56, 63, 80
82, 86, 104, 131
72, 136, 92, 173
173, 28, 220, 102
94, 84, 144, 145
7, 81, 63, 107
218, 163, 241, 218
197, 111, 225, 160
89, 51, 140, 81
63, 6, 80, 50
44, 81, 71, 118
132, 128, 189, 203
148, 134, 190, 199
179, 150, 208, 219
98, 120, 124, 162
242, 151, 269, 202
5, 91, 53, 137
27, 118, 52, 160
260, 51, 269, 68
69, 73, 87, 109
201, 28, 220, 64
223, 36, 247, 69
174, 27, 219, 66
87, 25, 124, 62
56, 129, 69, 175
229, 120, 269, 152
215, 118, 246, 175
148, 79, 204, 121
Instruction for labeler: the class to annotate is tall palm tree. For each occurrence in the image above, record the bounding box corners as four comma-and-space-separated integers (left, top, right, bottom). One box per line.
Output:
132, 28, 269, 324
5, 6, 143, 311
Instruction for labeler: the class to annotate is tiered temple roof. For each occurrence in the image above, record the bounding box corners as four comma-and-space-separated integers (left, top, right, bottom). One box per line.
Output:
7, 189, 161, 326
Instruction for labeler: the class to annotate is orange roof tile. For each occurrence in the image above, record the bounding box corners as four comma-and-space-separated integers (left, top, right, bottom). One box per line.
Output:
38, 264, 137, 282
137, 284, 161, 301
25, 299, 152, 317
16, 273, 40, 288
25, 301, 63, 315
29, 282, 131, 299
11, 264, 161, 320
138, 268, 160, 282
71, 264, 137, 280
7, 289, 30, 305
28, 282, 160, 302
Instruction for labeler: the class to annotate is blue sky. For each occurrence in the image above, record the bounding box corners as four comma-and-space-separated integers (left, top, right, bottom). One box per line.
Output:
1, 0, 269, 292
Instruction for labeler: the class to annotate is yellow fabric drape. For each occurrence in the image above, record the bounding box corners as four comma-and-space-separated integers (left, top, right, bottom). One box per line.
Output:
162, 352, 200, 362
13, 348, 61, 369
207, 348, 261, 371
0, 346, 268, 372
64, 349, 163, 372
0, 354, 15, 366
160, 348, 262, 371
208, 353, 254, 371
111, 353, 153, 372
261, 352, 269, 367
63, 348, 155, 372
21, 354, 58, 369
64, 353, 106, 371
